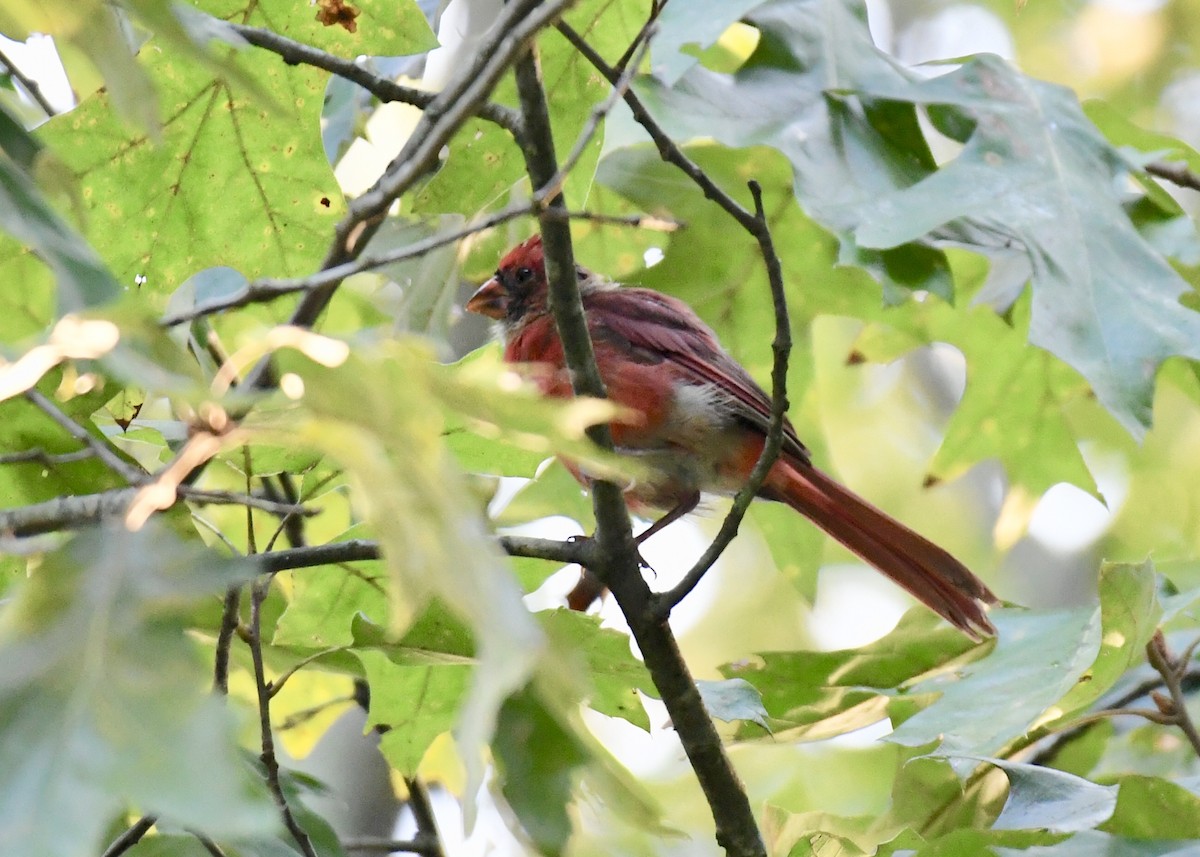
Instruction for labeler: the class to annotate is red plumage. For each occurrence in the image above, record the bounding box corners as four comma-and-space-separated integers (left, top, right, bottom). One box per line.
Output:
468, 235, 997, 637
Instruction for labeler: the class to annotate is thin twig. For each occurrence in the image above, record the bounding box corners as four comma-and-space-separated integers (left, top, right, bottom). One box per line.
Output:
249, 576, 320, 857
1146, 160, 1200, 193
160, 206, 672, 326
0, 483, 310, 537
341, 837, 441, 856
512, 33, 767, 857
100, 816, 157, 857
25, 389, 145, 484
276, 694, 356, 731
251, 534, 588, 573
654, 181, 791, 617
268, 647, 342, 699
1028, 668, 1200, 765
0, 45, 56, 116
557, 22, 760, 232
227, 22, 520, 133
533, 28, 655, 205
0, 447, 94, 466
191, 832, 229, 857
213, 584, 242, 695
1146, 630, 1200, 757
403, 778, 446, 857
612, 2, 668, 74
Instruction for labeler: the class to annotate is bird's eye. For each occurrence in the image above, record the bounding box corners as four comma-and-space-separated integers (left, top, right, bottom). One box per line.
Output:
516, 266, 533, 283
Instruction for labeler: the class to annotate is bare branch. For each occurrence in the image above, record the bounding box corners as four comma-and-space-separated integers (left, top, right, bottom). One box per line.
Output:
0, 485, 311, 538
161, 205, 677, 327
0, 45, 56, 116
1146, 160, 1200, 193
213, 584, 242, 695
1146, 630, 1200, 757
25, 389, 145, 484
249, 576, 319, 857
403, 778, 445, 857
512, 32, 767, 857
227, 22, 520, 133
100, 816, 157, 857
655, 181, 791, 617
0, 447, 95, 466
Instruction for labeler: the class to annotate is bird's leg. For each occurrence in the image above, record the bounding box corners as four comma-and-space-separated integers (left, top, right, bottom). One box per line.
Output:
635, 491, 701, 545
564, 492, 700, 612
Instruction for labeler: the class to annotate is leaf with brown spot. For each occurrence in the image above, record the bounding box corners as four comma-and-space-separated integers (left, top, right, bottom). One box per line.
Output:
315, 0, 360, 33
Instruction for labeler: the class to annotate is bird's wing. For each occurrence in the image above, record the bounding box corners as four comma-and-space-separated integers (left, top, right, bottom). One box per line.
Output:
585, 287, 810, 464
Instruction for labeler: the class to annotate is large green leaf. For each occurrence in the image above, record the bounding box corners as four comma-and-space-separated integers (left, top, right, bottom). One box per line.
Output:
723, 609, 982, 740
633, 0, 947, 296
0, 138, 120, 313
267, 340, 547, 800
949, 757, 1117, 834
855, 55, 1200, 436
888, 607, 1100, 760
0, 524, 275, 857
31, 18, 344, 300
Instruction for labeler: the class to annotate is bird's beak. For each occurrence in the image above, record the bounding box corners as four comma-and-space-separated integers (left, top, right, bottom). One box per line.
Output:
466, 277, 508, 320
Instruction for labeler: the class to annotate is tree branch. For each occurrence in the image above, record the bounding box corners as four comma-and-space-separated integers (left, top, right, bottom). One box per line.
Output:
0, 45, 56, 116
0, 485, 310, 538
402, 778, 445, 857
160, 204, 671, 327
512, 36, 767, 857
249, 576, 319, 857
654, 181, 791, 617
1145, 630, 1200, 757
25, 389, 145, 484
100, 816, 157, 857
1146, 160, 1200, 193
227, 22, 520, 133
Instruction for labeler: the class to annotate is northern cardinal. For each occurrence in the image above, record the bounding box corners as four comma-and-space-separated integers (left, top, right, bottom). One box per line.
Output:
467, 235, 997, 636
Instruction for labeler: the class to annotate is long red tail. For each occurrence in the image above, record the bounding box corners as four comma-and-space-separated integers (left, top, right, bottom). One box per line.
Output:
767, 461, 997, 638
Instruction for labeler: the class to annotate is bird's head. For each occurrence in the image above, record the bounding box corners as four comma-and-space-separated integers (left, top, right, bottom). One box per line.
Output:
466, 234, 548, 323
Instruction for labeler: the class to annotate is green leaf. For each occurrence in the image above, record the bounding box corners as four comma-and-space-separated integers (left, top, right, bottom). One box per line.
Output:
1101, 776, 1200, 839
651, 0, 767, 85
631, 0, 949, 297
359, 652, 472, 777
540, 611, 654, 730
947, 757, 1116, 834
33, 23, 345, 298
869, 295, 1097, 498
0, 142, 120, 312
888, 607, 1100, 759
696, 678, 770, 731
0, 524, 275, 857
1044, 561, 1161, 729
271, 341, 546, 800
244, 0, 437, 59
992, 830, 1200, 857
493, 685, 591, 856
273, 561, 387, 649
724, 609, 980, 740
855, 55, 1200, 436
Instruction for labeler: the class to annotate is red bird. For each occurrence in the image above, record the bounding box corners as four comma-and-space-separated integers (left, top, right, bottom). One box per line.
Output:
467, 235, 997, 636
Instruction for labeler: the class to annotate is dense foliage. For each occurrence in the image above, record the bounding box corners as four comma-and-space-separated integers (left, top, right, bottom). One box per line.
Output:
3, 1, 1200, 855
